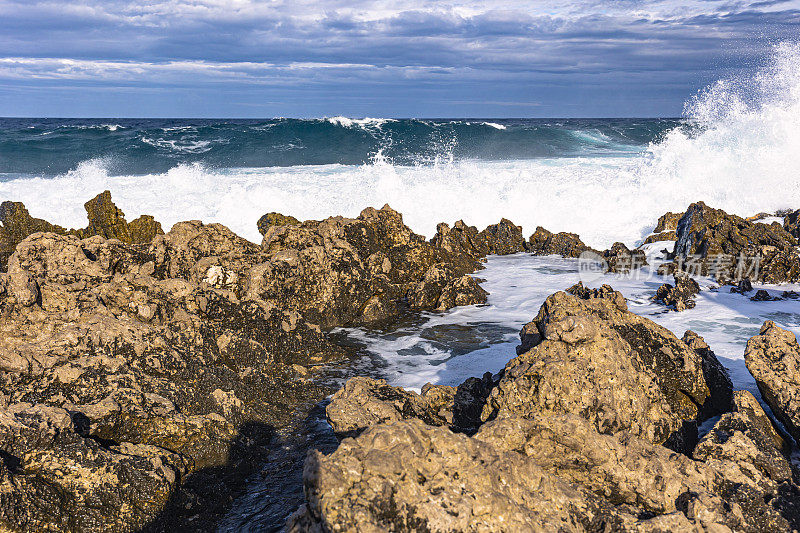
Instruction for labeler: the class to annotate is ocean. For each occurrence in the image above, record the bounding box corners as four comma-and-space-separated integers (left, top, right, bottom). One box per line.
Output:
2, 42, 800, 532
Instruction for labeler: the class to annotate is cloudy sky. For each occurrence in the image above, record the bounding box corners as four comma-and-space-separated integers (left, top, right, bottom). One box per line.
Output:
1, 0, 798, 117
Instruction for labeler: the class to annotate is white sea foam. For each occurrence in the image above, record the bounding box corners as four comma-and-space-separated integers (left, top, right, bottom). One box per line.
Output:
1, 44, 798, 249
482, 122, 506, 130
341, 253, 800, 395
325, 116, 396, 130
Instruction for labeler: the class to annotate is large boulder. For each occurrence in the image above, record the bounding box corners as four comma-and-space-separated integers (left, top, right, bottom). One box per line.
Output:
744, 321, 800, 444
600, 242, 647, 273
670, 202, 800, 283
480, 284, 721, 452
784, 209, 800, 239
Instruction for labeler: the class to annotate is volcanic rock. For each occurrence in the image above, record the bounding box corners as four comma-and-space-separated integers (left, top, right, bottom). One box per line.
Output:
670, 201, 800, 283
527, 226, 595, 258
654, 272, 700, 311
257, 212, 301, 236
0, 201, 67, 271
643, 211, 682, 243
601, 242, 647, 273
783, 209, 800, 239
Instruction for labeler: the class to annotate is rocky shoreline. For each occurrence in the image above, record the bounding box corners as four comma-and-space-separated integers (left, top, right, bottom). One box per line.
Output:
0, 193, 799, 531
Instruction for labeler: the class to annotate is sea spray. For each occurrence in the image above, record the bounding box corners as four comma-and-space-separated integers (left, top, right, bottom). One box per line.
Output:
0, 44, 799, 247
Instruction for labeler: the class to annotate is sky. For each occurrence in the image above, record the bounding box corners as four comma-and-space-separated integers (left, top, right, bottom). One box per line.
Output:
0, 0, 799, 118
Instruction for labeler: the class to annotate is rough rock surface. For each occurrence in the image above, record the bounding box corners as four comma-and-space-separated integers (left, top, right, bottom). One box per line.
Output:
255, 206, 506, 326
293, 407, 800, 532
670, 201, 800, 283
0, 192, 163, 272
784, 209, 800, 239
0, 403, 186, 532
643, 211, 682, 244
601, 242, 648, 273
654, 272, 701, 311
0, 198, 515, 531
527, 226, 596, 258
744, 321, 800, 444
257, 212, 301, 236
482, 284, 720, 452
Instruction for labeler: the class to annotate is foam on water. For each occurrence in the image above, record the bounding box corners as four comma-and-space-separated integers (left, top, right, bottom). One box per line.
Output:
340, 251, 800, 396
1, 45, 799, 248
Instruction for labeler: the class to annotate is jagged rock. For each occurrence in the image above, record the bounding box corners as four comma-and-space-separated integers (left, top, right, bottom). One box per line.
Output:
782, 290, 800, 299
671, 201, 800, 283
293, 411, 799, 532
527, 226, 595, 258
431, 220, 489, 262
784, 209, 800, 239
407, 263, 487, 311
72, 191, 164, 244
257, 212, 301, 236
654, 272, 701, 311
0, 402, 187, 533
326, 372, 494, 437
643, 211, 681, 243
0, 225, 344, 530
744, 321, 800, 444
482, 285, 720, 452
0, 201, 67, 271
0, 193, 163, 273
477, 218, 526, 255
252, 206, 493, 327
730, 278, 754, 294
601, 242, 647, 273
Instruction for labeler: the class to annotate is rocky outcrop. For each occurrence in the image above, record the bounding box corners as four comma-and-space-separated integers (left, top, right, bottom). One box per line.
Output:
0, 403, 186, 532
744, 321, 800, 444
527, 226, 595, 258
293, 407, 799, 532
601, 242, 647, 273
783, 209, 800, 239
0, 201, 67, 271
654, 272, 700, 311
253, 206, 507, 327
480, 285, 719, 452
669, 201, 800, 283
643, 211, 682, 243
294, 290, 800, 531
0, 192, 163, 272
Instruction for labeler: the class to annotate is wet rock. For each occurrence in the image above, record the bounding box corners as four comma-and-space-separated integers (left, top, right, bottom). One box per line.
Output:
670, 201, 800, 283
430, 220, 489, 262
601, 242, 647, 273
407, 263, 487, 311
257, 212, 301, 236
750, 289, 780, 301
730, 278, 754, 294
643, 211, 682, 243
744, 321, 800, 444
0, 402, 187, 533
782, 290, 800, 300
527, 226, 595, 258
482, 285, 719, 452
783, 209, 800, 239
654, 272, 701, 311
